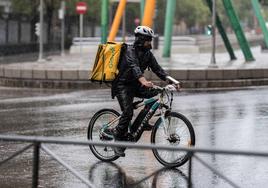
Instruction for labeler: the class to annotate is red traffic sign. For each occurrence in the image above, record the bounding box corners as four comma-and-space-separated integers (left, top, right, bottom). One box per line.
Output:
76, 2, 87, 14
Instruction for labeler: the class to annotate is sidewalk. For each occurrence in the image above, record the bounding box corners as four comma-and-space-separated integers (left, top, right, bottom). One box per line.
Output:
0, 45, 268, 89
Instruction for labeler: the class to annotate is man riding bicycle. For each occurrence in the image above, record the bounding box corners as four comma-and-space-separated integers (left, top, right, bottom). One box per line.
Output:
111, 26, 180, 157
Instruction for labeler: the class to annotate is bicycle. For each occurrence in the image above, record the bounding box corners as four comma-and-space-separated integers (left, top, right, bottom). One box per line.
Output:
87, 84, 195, 167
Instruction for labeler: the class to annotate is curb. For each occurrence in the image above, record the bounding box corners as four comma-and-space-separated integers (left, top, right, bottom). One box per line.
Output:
1, 68, 268, 89
1, 77, 268, 89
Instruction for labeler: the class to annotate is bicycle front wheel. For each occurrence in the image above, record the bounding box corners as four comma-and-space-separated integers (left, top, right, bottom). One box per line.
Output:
151, 112, 195, 167
88, 109, 120, 162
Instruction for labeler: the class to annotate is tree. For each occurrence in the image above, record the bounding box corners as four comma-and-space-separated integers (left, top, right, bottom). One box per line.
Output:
216, 0, 266, 30
11, 0, 39, 42
176, 0, 210, 27
259, 0, 268, 5
10, 0, 102, 42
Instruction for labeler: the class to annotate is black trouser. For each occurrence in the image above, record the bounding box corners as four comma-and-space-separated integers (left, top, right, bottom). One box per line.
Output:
115, 84, 158, 138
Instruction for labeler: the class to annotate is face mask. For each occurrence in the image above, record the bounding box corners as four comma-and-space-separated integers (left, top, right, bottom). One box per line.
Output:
144, 44, 152, 51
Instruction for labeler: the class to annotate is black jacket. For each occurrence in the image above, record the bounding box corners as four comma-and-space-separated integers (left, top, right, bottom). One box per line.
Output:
112, 45, 167, 98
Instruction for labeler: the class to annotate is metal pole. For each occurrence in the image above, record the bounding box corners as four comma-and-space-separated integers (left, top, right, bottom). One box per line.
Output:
79, 14, 83, 54
2, 134, 268, 157
209, 0, 217, 68
32, 143, 40, 188
38, 0, 44, 62
187, 153, 193, 188
0, 144, 33, 167
80, 15, 83, 38
205, 0, 236, 61
194, 155, 240, 188
60, 1, 65, 57
41, 145, 95, 187
163, 0, 176, 58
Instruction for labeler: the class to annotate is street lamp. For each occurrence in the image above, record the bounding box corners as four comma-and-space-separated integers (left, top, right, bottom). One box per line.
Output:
209, 0, 218, 68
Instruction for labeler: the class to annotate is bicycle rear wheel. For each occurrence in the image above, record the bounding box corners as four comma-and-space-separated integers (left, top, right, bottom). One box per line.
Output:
151, 112, 195, 167
88, 109, 120, 162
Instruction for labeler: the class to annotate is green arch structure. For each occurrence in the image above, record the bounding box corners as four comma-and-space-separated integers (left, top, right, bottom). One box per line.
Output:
251, 0, 268, 49
101, 0, 256, 61
222, 0, 255, 62
206, 0, 237, 60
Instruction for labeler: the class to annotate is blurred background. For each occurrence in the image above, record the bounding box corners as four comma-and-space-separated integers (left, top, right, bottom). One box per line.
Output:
0, 0, 267, 60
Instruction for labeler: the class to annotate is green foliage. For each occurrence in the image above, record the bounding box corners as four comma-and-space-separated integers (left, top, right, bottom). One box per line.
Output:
9, 0, 268, 35
10, 0, 101, 19
175, 0, 210, 27
259, 0, 268, 5
155, 0, 167, 33
125, 3, 140, 33
11, 0, 38, 14
217, 0, 268, 30
155, 0, 210, 34
258, 0, 268, 20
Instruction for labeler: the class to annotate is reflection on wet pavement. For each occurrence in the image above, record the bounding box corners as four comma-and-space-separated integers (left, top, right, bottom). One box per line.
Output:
88, 161, 188, 188
1, 86, 268, 187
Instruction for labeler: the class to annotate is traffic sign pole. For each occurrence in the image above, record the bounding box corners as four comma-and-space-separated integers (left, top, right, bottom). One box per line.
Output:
80, 14, 83, 54
38, 0, 44, 62
76, 2, 87, 55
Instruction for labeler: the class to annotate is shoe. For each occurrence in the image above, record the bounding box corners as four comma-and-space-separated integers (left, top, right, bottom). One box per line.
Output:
143, 122, 154, 131
112, 128, 126, 157
113, 146, 126, 157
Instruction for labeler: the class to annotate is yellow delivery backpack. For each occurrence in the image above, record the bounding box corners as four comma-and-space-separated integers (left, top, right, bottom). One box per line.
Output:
90, 42, 125, 83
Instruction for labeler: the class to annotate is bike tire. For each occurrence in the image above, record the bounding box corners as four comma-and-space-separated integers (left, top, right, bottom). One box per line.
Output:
88, 109, 120, 162
151, 112, 195, 167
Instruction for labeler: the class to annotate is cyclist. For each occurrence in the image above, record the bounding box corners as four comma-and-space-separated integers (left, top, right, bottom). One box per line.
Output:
111, 26, 180, 157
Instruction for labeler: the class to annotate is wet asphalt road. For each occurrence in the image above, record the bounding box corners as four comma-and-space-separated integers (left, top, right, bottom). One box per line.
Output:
0, 86, 268, 188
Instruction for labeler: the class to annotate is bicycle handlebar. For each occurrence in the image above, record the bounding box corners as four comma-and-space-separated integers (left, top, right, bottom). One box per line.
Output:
153, 84, 177, 92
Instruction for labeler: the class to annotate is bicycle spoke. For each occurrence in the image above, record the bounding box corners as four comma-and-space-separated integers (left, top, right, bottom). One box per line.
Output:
88, 109, 120, 161
152, 112, 195, 167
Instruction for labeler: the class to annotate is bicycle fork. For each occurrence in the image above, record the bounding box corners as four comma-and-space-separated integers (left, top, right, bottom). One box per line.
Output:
159, 109, 172, 139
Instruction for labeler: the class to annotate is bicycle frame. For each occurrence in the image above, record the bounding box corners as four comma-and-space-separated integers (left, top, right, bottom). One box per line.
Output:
102, 89, 173, 139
